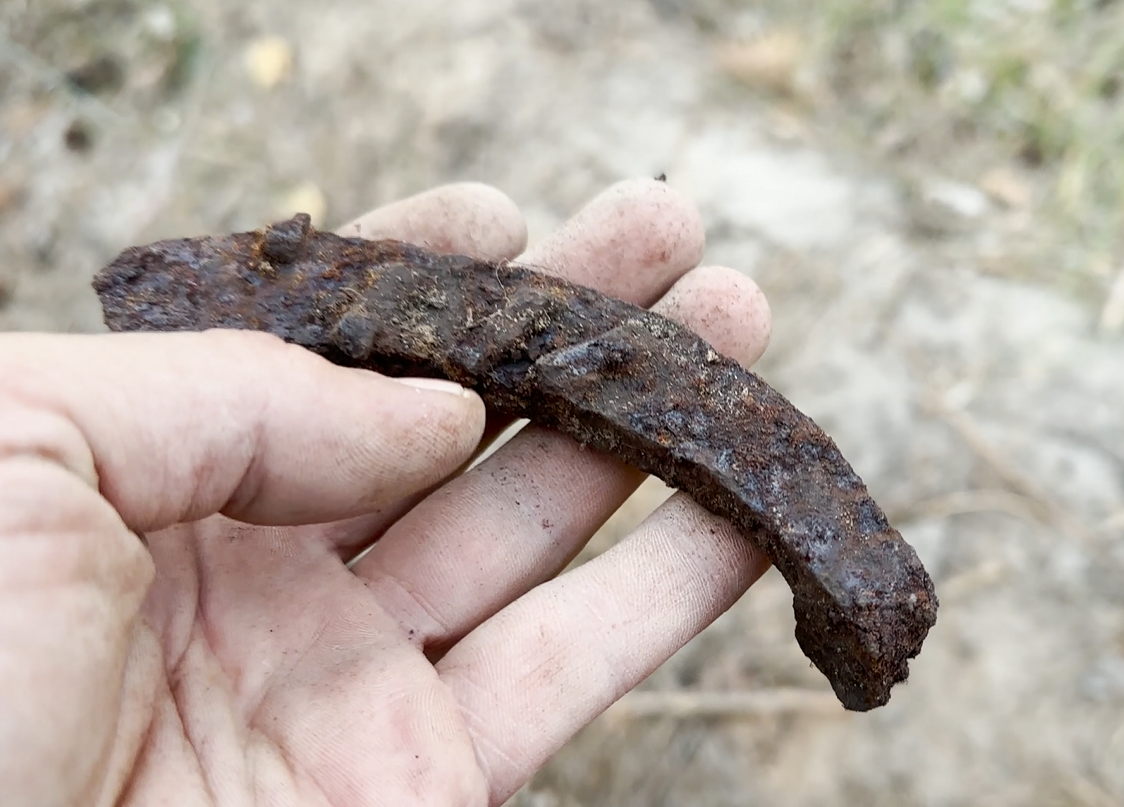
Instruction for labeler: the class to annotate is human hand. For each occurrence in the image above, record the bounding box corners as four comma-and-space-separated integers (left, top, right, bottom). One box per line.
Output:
0, 179, 773, 806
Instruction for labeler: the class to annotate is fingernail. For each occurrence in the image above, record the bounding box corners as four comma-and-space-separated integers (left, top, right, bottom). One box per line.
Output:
394, 377, 471, 396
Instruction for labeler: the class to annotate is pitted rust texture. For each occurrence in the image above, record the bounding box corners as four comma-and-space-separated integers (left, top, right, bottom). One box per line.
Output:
93, 213, 938, 711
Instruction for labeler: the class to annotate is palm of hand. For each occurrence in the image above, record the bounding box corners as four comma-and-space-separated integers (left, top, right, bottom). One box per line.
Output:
137, 515, 486, 805
0, 180, 773, 807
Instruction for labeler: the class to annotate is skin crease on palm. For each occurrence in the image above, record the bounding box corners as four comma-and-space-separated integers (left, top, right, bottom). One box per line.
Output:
0, 178, 775, 807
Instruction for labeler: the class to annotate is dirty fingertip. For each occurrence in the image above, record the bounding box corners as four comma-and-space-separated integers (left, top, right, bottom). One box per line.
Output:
579, 177, 707, 266
522, 177, 706, 303
658, 266, 772, 367
338, 182, 528, 261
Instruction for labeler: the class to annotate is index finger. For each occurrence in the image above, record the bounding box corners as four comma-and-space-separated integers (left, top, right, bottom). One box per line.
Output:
338, 181, 528, 260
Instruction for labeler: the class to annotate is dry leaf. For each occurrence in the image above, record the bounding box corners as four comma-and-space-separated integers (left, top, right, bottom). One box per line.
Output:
716, 29, 806, 97
244, 36, 294, 89
979, 166, 1033, 209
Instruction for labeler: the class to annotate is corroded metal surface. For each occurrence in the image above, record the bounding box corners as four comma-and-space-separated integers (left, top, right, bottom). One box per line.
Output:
93, 213, 938, 711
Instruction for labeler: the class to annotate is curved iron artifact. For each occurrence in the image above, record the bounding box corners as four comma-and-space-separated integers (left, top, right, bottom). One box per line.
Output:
93, 213, 938, 711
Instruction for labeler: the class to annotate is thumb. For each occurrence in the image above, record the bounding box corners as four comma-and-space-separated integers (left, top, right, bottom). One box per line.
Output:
0, 330, 486, 531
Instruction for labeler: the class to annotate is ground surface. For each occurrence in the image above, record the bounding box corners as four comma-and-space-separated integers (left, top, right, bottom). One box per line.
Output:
2, 1, 1123, 805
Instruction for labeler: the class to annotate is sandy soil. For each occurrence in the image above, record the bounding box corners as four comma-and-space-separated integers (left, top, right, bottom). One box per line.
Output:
2, 1, 1122, 805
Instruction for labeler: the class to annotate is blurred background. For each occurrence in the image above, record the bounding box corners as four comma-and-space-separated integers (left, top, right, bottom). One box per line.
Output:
2, 0, 1123, 804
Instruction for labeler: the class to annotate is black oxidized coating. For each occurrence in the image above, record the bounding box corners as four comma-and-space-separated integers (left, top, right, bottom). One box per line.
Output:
92, 214, 938, 711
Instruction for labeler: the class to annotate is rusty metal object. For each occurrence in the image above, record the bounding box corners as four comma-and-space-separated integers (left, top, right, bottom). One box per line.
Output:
92, 213, 938, 711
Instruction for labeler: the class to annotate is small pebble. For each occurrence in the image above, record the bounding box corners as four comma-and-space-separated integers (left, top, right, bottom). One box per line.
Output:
906, 176, 991, 235
142, 5, 178, 41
